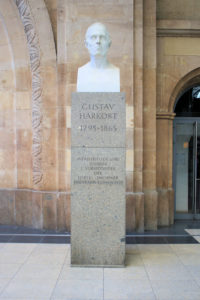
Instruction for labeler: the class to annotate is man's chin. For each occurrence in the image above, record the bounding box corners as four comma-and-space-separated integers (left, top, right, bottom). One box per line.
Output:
93, 52, 107, 58
92, 51, 102, 56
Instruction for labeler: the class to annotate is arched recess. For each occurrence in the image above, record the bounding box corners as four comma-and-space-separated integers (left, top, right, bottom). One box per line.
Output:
156, 67, 200, 227
0, 0, 33, 225
0, 12, 18, 189
0, 1, 32, 190
0, 0, 60, 230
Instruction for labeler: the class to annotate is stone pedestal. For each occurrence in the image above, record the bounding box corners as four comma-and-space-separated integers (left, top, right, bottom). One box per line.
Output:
71, 92, 126, 267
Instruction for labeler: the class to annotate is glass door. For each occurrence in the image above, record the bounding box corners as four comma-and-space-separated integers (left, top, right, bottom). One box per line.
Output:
193, 122, 200, 216
174, 118, 200, 219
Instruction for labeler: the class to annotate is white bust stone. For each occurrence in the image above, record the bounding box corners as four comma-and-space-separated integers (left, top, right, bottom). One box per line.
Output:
77, 23, 120, 92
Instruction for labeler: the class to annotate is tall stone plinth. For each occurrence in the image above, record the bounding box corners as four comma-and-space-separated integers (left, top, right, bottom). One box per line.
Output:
71, 93, 126, 267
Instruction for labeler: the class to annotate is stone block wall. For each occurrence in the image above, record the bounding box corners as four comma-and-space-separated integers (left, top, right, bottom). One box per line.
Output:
0, 189, 70, 231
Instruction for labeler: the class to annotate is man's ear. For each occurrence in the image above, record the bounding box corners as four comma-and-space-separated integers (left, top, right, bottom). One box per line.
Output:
108, 40, 112, 48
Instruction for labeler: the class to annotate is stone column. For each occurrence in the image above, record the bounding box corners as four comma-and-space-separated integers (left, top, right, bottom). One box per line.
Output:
156, 112, 175, 226
143, 0, 157, 230
71, 93, 126, 267
133, 0, 144, 232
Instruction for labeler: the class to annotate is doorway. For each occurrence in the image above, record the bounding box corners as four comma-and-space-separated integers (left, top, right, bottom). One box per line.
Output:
173, 86, 200, 220
174, 119, 200, 219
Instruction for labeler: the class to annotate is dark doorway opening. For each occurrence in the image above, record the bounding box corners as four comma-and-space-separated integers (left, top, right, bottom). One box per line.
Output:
174, 86, 200, 220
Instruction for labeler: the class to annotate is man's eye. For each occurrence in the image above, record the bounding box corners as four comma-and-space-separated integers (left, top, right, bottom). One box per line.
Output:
91, 35, 96, 40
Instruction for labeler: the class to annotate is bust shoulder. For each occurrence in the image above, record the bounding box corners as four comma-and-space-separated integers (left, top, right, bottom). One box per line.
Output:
78, 62, 119, 73
77, 62, 120, 92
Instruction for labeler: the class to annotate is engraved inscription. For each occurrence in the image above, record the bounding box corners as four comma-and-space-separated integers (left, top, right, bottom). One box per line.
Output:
80, 124, 117, 132
71, 93, 125, 148
79, 102, 118, 132
73, 155, 124, 185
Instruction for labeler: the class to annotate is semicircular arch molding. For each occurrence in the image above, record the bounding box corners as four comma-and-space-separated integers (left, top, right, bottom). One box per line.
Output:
14, 0, 57, 190
168, 67, 200, 113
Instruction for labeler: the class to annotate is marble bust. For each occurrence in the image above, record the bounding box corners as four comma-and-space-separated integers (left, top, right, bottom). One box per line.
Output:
77, 23, 120, 92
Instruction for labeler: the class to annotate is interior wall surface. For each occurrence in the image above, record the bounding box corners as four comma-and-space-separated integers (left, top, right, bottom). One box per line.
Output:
1, 0, 200, 232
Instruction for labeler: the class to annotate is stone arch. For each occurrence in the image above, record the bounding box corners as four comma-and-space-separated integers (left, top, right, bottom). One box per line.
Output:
168, 67, 200, 113
13, 0, 57, 190
0, 0, 57, 190
157, 67, 200, 227
14, 0, 43, 187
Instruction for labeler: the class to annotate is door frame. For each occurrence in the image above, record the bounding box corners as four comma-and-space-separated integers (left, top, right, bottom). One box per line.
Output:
173, 117, 200, 220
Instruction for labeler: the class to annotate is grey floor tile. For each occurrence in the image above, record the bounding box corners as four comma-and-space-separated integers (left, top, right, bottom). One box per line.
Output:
104, 265, 148, 280
15, 263, 63, 280
125, 254, 144, 267
51, 298, 101, 300
195, 278, 200, 288
1, 243, 37, 254
145, 264, 191, 281
0, 278, 11, 294
178, 253, 200, 266
60, 265, 103, 280
104, 278, 156, 300
64, 251, 71, 265
0, 252, 30, 264
193, 236, 200, 243
52, 279, 103, 299
32, 243, 69, 254
0, 278, 57, 299
104, 299, 155, 300
186, 265, 200, 279
141, 253, 182, 267
138, 244, 174, 255
151, 279, 200, 300
170, 244, 200, 254
125, 244, 140, 254
27, 252, 67, 265
0, 264, 21, 279
185, 229, 200, 236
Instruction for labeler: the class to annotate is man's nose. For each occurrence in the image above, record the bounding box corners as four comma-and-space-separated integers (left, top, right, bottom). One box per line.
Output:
96, 36, 101, 44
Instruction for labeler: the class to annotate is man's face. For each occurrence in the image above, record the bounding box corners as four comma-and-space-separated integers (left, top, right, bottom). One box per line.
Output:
85, 24, 111, 57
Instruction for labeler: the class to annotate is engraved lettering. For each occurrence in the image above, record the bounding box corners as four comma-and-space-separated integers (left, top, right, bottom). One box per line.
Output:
73, 155, 123, 186
80, 112, 117, 120
81, 103, 116, 111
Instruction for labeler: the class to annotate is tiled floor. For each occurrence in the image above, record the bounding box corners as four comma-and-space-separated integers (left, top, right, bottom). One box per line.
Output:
0, 221, 200, 300
0, 243, 200, 299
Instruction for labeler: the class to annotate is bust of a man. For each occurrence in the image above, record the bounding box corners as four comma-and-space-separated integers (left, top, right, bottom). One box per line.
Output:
77, 22, 120, 92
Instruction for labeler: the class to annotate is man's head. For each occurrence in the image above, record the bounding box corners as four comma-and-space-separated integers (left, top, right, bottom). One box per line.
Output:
85, 23, 111, 57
